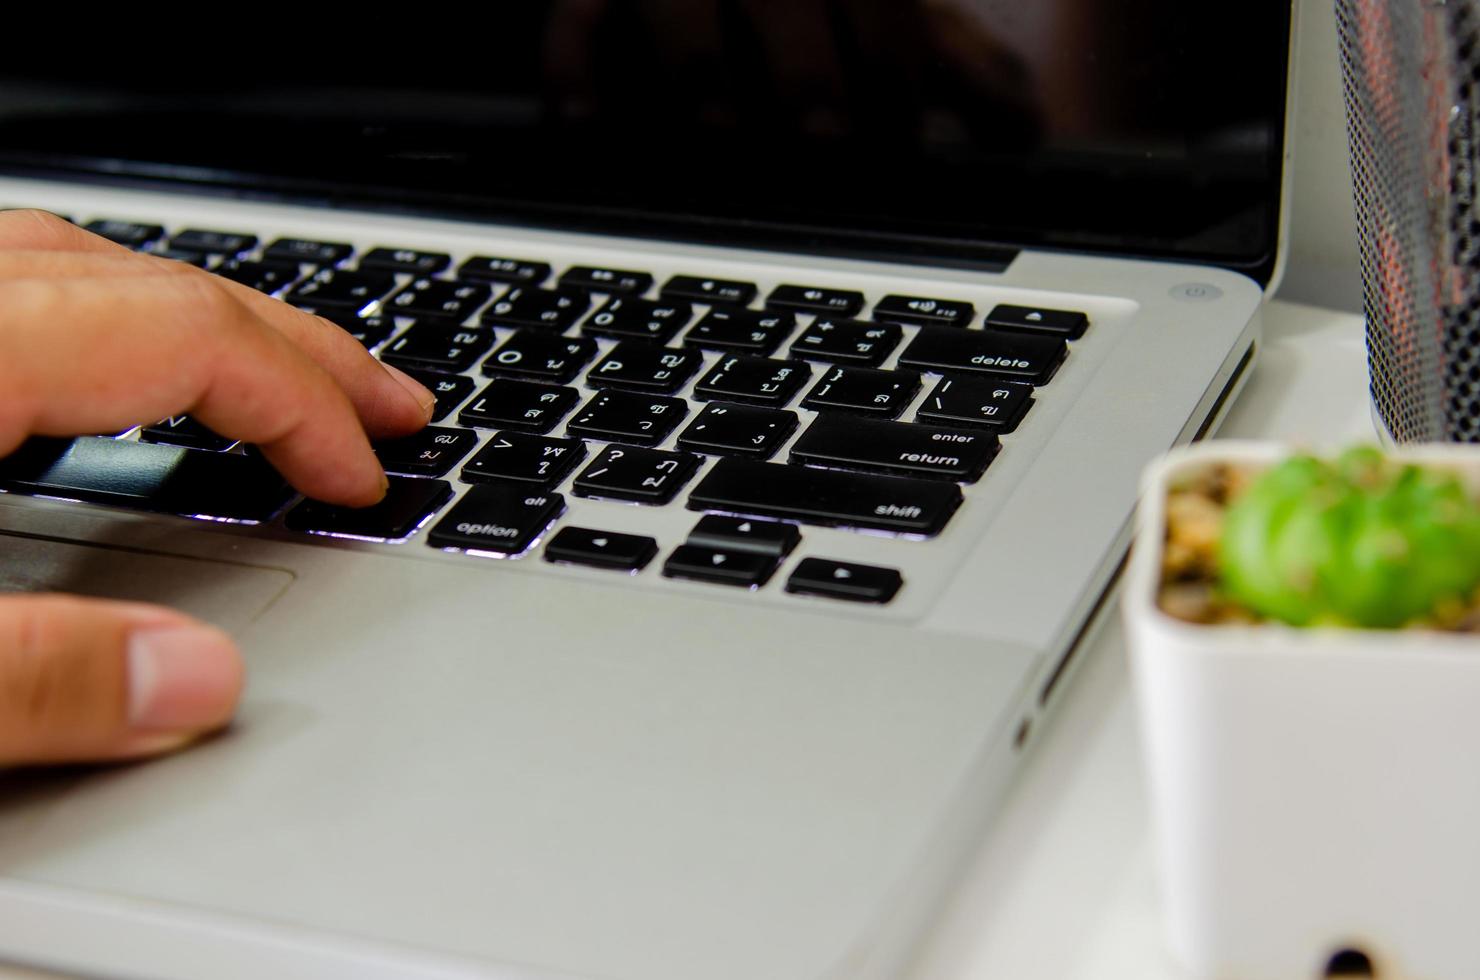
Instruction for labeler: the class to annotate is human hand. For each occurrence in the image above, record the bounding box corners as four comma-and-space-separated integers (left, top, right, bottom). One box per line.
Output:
0, 209, 434, 766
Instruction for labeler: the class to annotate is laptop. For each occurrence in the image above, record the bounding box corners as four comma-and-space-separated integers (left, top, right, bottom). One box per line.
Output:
0, 5, 1292, 979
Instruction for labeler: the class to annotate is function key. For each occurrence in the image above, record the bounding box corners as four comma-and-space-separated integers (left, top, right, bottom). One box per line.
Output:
873, 294, 975, 328
676, 403, 798, 460
215, 259, 303, 293
661, 275, 758, 307
790, 318, 902, 368
287, 268, 397, 310
785, 558, 903, 604
458, 381, 579, 433
789, 416, 997, 482
170, 229, 258, 256
462, 432, 587, 486
984, 304, 1088, 339
799, 366, 920, 419
662, 545, 778, 589
482, 331, 598, 384
481, 286, 591, 331
684, 307, 795, 355
139, 416, 236, 452
381, 324, 495, 374
297, 308, 397, 350
692, 356, 812, 408
583, 296, 692, 344
586, 343, 702, 394
458, 256, 552, 285
359, 247, 451, 275
285, 477, 453, 541
685, 514, 800, 558
265, 238, 355, 265
84, 220, 164, 247
385, 278, 492, 322
915, 377, 1033, 433
767, 284, 865, 317
561, 266, 654, 295
573, 445, 701, 505
544, 526, 658, 572
426, 485, 564, 556
396, 369, 477, 422
567, 390, 688, 447
897, 327, 1066, 386
374, 426, 478, 478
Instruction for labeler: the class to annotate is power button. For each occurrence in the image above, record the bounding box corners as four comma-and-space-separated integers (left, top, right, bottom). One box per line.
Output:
1169, 283, 1224, 302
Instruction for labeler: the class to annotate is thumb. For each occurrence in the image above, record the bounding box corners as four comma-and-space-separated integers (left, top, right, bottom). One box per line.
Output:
0, 594, 244, 766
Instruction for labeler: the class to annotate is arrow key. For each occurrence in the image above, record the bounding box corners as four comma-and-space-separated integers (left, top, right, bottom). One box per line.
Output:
662, 544, 779, 588
785, 558, 903, 603
544, 526, 658, 571
685, 514, 800, 558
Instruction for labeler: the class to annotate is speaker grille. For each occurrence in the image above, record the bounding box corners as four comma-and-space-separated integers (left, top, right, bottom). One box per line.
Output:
1338, 0, 1480, 442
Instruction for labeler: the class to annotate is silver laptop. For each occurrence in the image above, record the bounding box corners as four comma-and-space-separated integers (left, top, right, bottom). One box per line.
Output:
0, 6, 1292, 979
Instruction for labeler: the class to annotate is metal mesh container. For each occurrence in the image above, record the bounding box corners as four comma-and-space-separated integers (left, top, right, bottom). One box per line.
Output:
1338, 0, 1480, 442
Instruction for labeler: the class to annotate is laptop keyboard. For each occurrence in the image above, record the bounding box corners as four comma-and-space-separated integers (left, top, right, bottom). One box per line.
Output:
0, 218, 1094, 605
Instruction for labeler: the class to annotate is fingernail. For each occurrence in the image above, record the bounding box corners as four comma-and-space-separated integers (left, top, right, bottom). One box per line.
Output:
126, 625, 244, 732
382, 363, 437, 420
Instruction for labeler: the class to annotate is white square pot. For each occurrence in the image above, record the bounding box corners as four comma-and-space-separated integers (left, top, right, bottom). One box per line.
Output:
1124, 442, 1480, 980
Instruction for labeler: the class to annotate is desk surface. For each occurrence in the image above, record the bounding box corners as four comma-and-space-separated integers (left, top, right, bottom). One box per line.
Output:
0, 299, 1371, 980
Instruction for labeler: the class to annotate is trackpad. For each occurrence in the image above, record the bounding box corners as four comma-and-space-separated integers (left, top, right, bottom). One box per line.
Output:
0, 533, 294, 633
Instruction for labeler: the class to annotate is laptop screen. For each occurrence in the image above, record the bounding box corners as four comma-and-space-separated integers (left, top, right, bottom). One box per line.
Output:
0, 2, 1291, 281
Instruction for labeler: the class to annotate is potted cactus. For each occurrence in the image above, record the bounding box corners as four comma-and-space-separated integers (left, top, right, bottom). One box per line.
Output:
1124, 442, 1480, 980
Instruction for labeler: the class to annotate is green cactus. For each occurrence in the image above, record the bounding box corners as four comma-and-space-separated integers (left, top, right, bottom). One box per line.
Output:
1217, 447, 1480, 628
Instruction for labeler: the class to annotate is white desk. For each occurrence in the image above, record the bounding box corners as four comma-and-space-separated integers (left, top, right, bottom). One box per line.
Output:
910, 298, 1374, 980
0, 299, 1371, 980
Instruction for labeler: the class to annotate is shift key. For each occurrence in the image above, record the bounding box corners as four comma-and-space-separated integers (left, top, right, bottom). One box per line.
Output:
898, 327, 1065, 385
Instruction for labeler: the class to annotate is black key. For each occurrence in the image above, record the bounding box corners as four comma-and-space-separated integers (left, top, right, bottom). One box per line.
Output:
790, 416, 997, 482
170, 229, 258, 256
215, 259, 304, 293
767, 284, 865, 317
662, 275, 758, 307
799, 366, 920, 419
544, 526, 658, 571
566, 390, 688, 446
398, 369, 477, 422
374, 426, 478, 478
265, 238, 354, 265
84, 220, 164, 247
586, 343, 702, 394
573, 446, 701, 504
687, 458, 962, 536
897, 327, 1066, 386
287, 268, 397, 310
686, 514, 800, 558
381, 324, 495, 374
139, 416, 236, 452
385, 278, 492, 322
286, 477, 452, 541
662, 545, 778, 588
582, 296, 692, 344
0, 437, 293, 524
481, 286, 591, 331
915, 377, 1034, 433
150, 248, 208, 267
459, 381, 579, 433
684, 307, 795, 355
790, 317, 902, 367
873, 294, 975, 328
458, 256, 552, 285
295, 307, 397, 350
676, 403, 798, 460
359, 247, 451, 275
692, 356, 811, 407
561, 265, 653, 295
985, 303, 1088, 339
462, 432, 586, 486
426, 485, 564, 555
482, 331, 598, 383
786, 558, 903, 604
